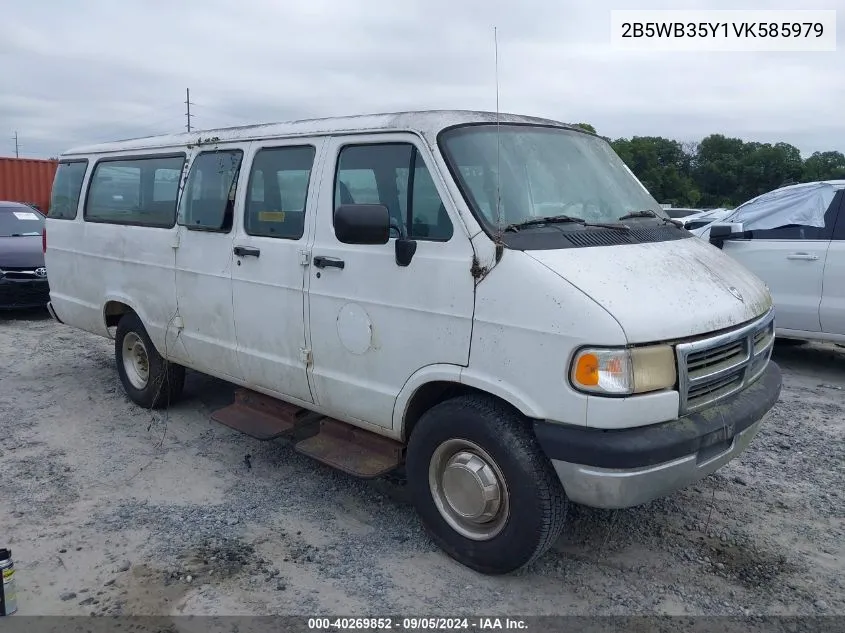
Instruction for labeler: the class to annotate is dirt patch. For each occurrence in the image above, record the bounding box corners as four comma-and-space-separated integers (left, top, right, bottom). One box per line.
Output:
699, 538, 797, 589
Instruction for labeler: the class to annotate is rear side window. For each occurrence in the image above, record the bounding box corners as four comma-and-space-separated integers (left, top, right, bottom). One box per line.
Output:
245, 146, 316, 239
49, 160, 88, 219
85, 155, 185, 227
179, 150, 244, 232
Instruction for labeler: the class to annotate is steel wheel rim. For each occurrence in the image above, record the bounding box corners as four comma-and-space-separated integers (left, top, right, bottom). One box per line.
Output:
428, 438, 510, 541
123, 332, 150, 390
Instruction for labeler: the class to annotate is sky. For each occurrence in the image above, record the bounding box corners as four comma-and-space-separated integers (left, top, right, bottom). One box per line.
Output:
1, 0, 843, 159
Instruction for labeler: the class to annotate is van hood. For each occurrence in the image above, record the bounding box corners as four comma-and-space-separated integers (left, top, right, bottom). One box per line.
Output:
525, 235, 772, 344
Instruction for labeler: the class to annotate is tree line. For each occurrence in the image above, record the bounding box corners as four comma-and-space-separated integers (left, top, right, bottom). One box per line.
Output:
574, 123, 845, 209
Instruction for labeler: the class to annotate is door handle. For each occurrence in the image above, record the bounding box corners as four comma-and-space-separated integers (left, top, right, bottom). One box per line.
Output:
786, 252, 818, 261
233, 245, 260, 258
313, 255, 345, 270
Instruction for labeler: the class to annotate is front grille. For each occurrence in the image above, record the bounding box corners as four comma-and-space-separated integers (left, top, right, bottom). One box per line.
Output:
0, 266, 46, 280
0, 280, 50, 308
676, 310, 775, 415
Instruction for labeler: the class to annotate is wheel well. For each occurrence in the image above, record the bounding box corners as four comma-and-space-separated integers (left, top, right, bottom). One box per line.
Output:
401, 381, 526, 442
104, 301, 134, 328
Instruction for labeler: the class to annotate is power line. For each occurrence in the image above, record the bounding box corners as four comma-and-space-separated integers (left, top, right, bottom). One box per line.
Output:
185, 88, 195, 133
13, 131, 19, 158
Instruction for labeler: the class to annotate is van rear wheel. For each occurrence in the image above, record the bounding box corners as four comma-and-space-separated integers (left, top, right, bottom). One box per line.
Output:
406, 394, 567, 574
115, 312, 185, 409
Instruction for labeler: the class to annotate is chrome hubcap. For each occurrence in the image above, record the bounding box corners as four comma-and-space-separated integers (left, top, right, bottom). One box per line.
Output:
123, 332, 150, 390
429, 439, 509, 541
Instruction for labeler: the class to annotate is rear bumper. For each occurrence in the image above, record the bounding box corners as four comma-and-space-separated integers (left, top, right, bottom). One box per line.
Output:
534, 361, 782, 509
0, 277, 50, 310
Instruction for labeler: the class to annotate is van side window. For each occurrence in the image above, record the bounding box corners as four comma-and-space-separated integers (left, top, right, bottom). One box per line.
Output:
49, 160, 88, 220
85, 155, 185, 227
179, 150, 243, 232
334, 143, 453, 241
245, 146, 316, 240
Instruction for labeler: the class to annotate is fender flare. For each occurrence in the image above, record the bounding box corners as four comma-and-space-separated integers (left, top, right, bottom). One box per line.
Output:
391, 364, 545, 436
101, 293, 152, 340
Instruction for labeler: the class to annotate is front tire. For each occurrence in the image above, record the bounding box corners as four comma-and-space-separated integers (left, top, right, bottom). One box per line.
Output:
406, 394, 567, 574
115, 312, 185, 409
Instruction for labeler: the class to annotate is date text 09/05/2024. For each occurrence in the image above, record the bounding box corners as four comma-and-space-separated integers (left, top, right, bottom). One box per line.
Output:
307, 617, 529, 630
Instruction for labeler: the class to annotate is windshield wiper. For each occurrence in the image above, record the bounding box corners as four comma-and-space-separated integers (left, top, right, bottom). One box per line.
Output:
504, 215, 585, 232
618, 209, 683, 227
619, 210, 659, 220
505, 214, 629, 232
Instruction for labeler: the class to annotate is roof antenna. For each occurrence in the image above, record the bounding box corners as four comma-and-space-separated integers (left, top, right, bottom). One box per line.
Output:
494, 26, 502, 231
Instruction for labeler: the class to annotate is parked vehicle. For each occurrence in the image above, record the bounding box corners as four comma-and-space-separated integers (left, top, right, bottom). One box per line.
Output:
708, 181, 845, 345
683, 208, 733, 234
44, 111, 782, 574
663, 207, 702, 219
0, 201, 49, 309
0, 157, 58, 214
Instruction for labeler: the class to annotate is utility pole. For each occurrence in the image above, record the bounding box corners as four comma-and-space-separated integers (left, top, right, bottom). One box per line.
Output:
185, 88, 195, 132
13, 131, 19, 158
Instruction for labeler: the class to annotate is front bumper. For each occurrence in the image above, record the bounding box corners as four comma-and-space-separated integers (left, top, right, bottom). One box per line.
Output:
534, 361, 782, 509
0, 277, 50, 309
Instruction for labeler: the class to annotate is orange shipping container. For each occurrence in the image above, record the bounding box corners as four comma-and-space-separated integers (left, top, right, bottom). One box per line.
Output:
0, 157, 59, 214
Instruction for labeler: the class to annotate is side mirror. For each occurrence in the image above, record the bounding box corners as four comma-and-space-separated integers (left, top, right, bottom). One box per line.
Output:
709, 223, 744, 248
334, 204, 390, 245
395, 238, 417, 267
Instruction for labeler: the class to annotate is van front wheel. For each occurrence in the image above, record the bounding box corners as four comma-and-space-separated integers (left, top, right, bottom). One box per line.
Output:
406, 394, 567, 574
115, 312, 185, 409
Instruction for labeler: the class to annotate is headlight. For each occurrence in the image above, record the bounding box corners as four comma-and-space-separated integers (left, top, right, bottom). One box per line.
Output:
570, 345, 676, 395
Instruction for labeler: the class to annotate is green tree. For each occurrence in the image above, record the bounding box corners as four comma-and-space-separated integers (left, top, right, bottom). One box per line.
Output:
573, 123, 597, 134
611, 136, 699, 206
802, 151, 845, 181
596, 127, 840, 209
692, 135, 751, 207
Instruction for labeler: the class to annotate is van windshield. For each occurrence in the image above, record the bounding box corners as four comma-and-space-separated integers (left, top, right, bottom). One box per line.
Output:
439, 124, 665, 232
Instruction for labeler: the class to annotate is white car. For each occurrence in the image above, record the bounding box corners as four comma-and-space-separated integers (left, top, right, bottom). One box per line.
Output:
683, 208, 734, 236
708, 180, 845, 345
663, 207, 704, 220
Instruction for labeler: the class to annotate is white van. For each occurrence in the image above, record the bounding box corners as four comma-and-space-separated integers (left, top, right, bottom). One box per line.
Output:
44, 111, 782, 574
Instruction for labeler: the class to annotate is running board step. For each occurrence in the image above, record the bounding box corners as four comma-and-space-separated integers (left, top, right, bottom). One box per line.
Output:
210, 389, 312, 440
293, 418, 404, 479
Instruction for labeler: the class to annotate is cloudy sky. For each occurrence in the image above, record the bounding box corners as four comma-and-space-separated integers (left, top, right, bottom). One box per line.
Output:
2, 0, 842, 158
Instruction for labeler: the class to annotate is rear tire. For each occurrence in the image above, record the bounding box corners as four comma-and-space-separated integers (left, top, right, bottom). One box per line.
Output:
406, 394, 567, 574
115, 312, 185, 409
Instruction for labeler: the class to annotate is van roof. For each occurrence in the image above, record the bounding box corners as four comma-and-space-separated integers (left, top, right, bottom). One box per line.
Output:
62, 110, 581, 157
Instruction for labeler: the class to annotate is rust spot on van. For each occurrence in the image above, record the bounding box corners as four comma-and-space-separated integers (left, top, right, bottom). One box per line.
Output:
471, 255, 488, 280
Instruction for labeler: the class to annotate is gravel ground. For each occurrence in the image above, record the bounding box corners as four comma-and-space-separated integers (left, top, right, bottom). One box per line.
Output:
0, 308, 842, 617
